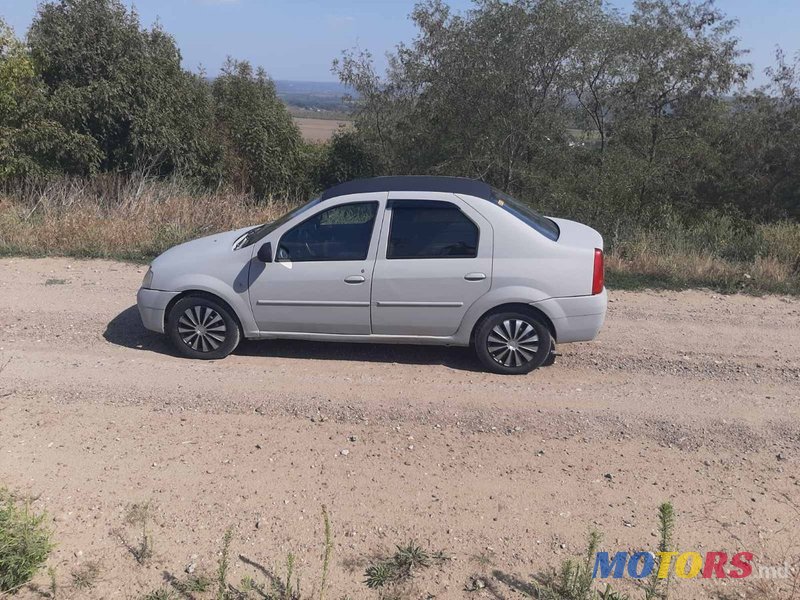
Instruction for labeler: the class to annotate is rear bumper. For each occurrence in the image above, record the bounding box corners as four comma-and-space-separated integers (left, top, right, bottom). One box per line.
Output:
532, 288, 607, 343
136, 288, 180, 334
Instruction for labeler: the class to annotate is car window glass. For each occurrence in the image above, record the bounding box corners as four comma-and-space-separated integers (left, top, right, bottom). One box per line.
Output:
277, 202, 378, 262
235, 196, 321, 249
388, 203, 478, 259
491, 188, 559, 241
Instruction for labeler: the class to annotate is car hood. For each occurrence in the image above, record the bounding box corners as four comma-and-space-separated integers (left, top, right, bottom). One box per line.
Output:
152, 226, 255, 268
549, 217, 603, 250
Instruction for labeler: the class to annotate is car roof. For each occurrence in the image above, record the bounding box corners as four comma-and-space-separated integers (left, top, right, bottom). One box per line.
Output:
320, 176, 494, 201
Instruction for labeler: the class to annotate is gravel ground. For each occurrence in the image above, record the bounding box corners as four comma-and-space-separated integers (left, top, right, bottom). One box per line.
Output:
0, 257, 798, 600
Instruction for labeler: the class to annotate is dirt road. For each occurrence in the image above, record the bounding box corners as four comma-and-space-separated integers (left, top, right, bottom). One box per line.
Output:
1, 257, 799, 599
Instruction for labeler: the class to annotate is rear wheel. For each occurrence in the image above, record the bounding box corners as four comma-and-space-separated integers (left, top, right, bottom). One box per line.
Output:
167, 295, 240, 360
474, 312, 552, 374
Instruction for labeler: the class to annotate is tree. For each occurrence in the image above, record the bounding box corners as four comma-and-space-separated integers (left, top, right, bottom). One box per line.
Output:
335, 0, 603, 193
335, 0, 753, 232
212, 58, 305, 198
608, 0, 749, 210
314, 128, 380, 189
0, 18, 99, 179
27, 0, 213, 175
713, 49, 800, 220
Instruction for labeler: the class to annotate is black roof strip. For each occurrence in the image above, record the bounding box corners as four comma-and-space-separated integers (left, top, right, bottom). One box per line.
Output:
320, 176, 493, 201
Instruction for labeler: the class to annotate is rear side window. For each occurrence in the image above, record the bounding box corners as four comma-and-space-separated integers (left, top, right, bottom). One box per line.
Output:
387, 201, 479, 259
277, 202, 378, 262
492, 189, 560, 241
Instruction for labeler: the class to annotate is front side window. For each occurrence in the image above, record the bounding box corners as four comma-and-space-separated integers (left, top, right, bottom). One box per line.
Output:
387, 201, 479, 259
277, 202, 378, 262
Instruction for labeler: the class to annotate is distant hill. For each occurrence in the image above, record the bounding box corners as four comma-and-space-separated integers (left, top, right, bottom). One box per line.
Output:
274, 80, 356, 113
274, 80, 354, 96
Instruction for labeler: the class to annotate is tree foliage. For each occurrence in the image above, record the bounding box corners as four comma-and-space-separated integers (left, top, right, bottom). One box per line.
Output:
27, 0, 216, 175
335, 0, 797, 232
714, 49, 800, 220
2, 0, 307, 198
1, 0, 799, 226
0, 17, 99, 178
212, 59, 304, 197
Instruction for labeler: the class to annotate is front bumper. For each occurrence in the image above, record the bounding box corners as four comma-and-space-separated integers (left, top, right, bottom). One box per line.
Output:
136, 288, 180, 334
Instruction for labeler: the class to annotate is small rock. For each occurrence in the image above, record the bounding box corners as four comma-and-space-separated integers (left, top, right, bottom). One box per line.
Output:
185, 563, 196, 574
604, 473, 614, 480
466, 577, 486, 591
255, 444, 262, 450
348, 435, 358, 442
340, 449, 350, 456
777, 453, 786, 461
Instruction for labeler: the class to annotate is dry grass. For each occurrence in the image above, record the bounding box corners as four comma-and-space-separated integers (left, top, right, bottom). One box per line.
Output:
0, 175, 291, 262
606, 250, 800, 295
0, 175, 798, 295
607, 221, 800, 295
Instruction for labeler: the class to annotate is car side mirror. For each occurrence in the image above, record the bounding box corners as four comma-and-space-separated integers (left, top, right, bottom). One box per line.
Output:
257, 242, 273, 263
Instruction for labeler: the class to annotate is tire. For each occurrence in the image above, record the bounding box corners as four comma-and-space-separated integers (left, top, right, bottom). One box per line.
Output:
542, 338, 557, 367
167, 295, 240, 360
474, 312, 553, 375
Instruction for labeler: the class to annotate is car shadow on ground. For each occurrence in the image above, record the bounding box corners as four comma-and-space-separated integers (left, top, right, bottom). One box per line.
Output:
104, 305, 487, 372
103, 305, 179, 356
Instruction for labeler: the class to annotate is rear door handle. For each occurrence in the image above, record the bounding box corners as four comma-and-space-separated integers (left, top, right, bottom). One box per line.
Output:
344, 275, 366, 284
464, 272, 486, 281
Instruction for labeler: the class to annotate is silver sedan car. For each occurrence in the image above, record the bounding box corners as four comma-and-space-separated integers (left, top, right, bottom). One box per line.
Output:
137, 176, 606, 374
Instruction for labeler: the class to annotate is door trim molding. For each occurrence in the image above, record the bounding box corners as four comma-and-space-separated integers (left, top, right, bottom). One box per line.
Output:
256, 300, 370, 307
374, 301, 464, 308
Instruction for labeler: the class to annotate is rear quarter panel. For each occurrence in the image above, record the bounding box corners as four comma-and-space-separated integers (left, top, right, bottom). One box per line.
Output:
454, 195, 600, 343
457, 196, 596, 298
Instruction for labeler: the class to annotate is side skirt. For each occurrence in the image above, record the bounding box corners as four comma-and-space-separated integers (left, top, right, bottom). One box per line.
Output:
246, 331, 468, 347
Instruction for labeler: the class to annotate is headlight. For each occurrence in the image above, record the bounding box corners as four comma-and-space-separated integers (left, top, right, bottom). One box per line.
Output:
141, 267, 154, 289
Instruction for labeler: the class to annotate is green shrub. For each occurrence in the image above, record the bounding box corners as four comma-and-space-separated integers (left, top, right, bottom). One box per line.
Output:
0, 488, 53, 594
363, 541, 448, 592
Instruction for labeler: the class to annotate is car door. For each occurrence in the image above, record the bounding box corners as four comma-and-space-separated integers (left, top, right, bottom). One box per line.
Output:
371, 193, 493, 336
248, 195, 385, 334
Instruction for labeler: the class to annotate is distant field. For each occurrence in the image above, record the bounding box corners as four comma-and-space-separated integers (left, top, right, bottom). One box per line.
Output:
294, 116, 352, 142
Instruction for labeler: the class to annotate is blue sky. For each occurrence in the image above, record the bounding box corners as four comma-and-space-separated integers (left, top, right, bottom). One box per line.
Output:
0, 0, 797, 86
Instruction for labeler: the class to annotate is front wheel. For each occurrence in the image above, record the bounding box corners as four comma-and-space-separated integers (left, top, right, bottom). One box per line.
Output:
474, 312, 552, 375
167, 295, 240, 360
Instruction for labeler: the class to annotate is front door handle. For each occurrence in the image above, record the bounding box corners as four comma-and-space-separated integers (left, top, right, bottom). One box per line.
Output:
464, 272, 486, 281
344, 275, 366, 284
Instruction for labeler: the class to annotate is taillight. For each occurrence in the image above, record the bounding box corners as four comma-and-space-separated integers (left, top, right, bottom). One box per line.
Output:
592, 248, 604, 295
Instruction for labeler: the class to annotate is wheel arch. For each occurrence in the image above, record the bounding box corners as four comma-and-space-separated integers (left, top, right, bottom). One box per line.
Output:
164, 290, 245, 336
470, 302, 557, 345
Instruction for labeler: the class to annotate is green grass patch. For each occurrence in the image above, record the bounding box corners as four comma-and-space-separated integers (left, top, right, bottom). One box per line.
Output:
0, 488, 53, 594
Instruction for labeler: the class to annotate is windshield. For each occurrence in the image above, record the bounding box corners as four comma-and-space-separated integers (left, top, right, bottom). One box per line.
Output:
234, 196, 322, 249
491, 188, 560, 241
